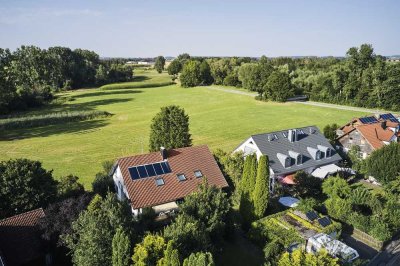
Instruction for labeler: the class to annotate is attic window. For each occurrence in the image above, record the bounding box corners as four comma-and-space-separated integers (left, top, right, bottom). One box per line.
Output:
177, 174, 186, 181
155, 178, 165, 186
194, 170, 203, 178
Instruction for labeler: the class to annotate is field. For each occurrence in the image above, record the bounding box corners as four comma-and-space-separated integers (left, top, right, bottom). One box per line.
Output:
0, 70, 368, 188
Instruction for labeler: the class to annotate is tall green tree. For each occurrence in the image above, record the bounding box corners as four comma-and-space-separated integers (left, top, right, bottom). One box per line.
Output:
264, 70, 294, 102
322, 176, 351, 199
167, 59, 182, 76
112, 227, 131, 266
132, 234, 166, 266
199, 60, 213, 85
183, 252, 214, 266
239, 154, 255, 194
179, 182, 231, 243
0, 158, 57, 218
155, 56, 166, 73
149, 105, 192, 151
163, 214, 210, 259
323, 123, 339, 142
365, 143, 400, 184
180, 60, 202, 87
64, 193, 133, 266
157, 240, 180, 266
253, 155, 269, 218
57, 174, 85, 199
248, 154, 258, 194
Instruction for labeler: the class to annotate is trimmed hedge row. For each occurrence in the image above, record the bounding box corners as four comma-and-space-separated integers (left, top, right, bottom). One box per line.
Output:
0, 110, 112, 130
100, 81, 174, 90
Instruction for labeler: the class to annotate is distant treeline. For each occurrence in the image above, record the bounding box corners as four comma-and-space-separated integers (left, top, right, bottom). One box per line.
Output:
0, 46, 133, 114
171, 44, 400, 110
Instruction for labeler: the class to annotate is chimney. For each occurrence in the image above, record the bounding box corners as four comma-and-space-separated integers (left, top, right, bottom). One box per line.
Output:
160, 147, 167, 160
381, 121, 387, 130
288, 129, 297, 142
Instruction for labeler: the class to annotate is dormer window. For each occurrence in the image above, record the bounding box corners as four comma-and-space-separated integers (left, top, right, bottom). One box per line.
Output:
177, 173, 186, 181
194, 170, 203, 178
296, 154, 302, 165
277, 153, 291, 168
315, 150, 322, 160
288, 150, 302, 165
317, 145, 330, 158
307, 147, 322, 160
155, 178, 165, 186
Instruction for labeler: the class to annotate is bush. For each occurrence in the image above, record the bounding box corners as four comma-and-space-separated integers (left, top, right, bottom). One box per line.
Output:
0, 110, 111, 130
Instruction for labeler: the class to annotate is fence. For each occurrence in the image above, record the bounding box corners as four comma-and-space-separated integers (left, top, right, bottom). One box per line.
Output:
351, 227, 385, 251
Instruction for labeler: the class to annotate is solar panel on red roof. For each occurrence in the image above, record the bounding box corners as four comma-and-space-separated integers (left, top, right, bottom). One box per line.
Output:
128, 161, 172, 180
381, 113, 398, 123
137, 166, 148, 178
360, 116, 378, 124
128, 167, 140, 180
153, 163, 164, 175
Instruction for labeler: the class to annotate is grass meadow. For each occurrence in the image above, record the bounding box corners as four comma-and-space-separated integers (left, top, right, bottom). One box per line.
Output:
0, 69, 368, 188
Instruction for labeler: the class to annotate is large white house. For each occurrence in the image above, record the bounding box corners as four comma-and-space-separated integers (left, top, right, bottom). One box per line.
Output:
111, 145, 228, 216
234, 126, 342, 192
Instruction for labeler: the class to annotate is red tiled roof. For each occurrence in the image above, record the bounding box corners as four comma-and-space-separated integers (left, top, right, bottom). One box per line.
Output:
117, 145, 229, 209
0, 208, 45, 266
356, 123, 396, 150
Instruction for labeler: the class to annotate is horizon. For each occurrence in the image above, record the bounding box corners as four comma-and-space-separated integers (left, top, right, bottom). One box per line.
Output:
0, 0, 399, 57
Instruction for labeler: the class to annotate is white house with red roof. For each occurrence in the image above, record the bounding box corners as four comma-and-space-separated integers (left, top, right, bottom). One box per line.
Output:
112, 145, 228, 216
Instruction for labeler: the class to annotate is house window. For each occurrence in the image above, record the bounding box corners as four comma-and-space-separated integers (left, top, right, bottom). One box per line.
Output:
155, 178, 165, 186
177, 173, 186, 181
194, 170, 203, 178
316, 151, 322, 160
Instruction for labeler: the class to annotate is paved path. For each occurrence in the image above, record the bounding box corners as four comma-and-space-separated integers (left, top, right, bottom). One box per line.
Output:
295, 101, 395, 114
368, 235, 400, 266
206, 86, 397, 115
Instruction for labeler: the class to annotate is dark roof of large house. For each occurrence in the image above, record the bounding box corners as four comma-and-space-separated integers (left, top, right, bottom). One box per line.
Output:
117, 145, 228, 209
250, 126, 342, 176
0, 208, 45, 266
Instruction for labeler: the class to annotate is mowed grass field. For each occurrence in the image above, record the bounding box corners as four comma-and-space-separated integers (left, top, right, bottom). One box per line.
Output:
0, 70, 368, 188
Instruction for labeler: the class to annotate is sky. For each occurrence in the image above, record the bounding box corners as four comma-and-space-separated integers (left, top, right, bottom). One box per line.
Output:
0, 0, 399, 57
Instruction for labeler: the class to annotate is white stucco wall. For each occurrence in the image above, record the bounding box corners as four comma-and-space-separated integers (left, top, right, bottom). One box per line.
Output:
113, 166, 130, 201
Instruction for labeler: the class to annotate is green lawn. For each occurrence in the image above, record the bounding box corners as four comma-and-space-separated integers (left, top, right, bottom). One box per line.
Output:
0, 70, 368, 188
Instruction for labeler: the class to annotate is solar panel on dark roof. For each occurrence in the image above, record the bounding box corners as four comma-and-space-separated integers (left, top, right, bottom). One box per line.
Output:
306, 211, 318, 221
318, 217, 331, 227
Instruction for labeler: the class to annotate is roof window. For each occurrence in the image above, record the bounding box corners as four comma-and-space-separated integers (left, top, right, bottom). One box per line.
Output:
194, 170, 203, 178
155, 178, 165, 186
177, 174, 186, 181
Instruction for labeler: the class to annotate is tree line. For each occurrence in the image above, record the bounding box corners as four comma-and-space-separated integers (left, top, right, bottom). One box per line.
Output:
168, 44, 400, 110
0, 45, 133, 114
